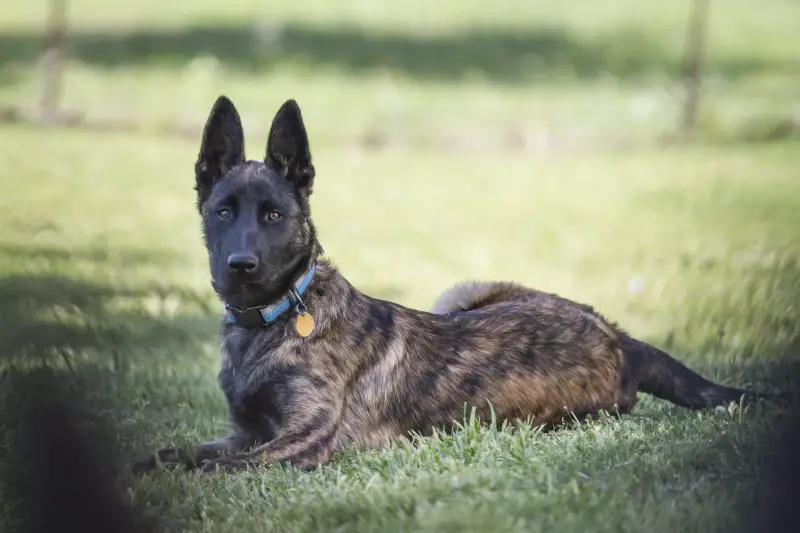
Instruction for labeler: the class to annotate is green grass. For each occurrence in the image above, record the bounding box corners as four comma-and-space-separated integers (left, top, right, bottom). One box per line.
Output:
1, 1, 800, 532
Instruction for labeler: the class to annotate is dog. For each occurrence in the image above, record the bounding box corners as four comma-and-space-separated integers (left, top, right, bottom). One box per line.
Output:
131, 95, 786, 475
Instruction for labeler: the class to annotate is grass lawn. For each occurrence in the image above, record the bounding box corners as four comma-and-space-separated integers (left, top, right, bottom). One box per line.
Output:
1, 1, 800, 532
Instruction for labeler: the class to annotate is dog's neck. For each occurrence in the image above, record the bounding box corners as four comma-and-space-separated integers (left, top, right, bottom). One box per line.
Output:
222, 246, 321, 329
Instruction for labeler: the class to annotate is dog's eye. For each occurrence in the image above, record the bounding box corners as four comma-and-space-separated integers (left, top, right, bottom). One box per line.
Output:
266, 210, 282, 222
218, 208, 232, 220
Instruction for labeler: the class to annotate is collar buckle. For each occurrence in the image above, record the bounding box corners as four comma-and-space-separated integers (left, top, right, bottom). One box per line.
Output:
288, 288, 308, 316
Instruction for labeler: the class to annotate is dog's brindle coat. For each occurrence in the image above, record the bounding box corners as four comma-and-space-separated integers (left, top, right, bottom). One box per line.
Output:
132, 96, 779, 475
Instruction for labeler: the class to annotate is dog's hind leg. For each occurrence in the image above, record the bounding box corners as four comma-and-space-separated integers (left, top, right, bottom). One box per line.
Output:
619, 334, 788, 409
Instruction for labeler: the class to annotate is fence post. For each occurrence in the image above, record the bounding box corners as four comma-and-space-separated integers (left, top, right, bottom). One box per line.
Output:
678, 0, 711, 140
39, 0, 68, 124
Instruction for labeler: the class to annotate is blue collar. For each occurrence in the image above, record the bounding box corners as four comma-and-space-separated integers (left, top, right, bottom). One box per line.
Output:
223, 262, 316, 328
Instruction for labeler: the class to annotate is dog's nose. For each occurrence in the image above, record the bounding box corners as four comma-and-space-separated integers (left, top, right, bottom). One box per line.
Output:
227, 253, 259, 274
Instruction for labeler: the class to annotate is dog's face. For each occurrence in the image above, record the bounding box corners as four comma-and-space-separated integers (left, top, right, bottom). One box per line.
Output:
194, 96, 317, 309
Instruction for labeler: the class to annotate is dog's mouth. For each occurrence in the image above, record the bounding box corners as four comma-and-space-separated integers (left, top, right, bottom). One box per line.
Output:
226, 268, 268, 285
213, 277, 265, 296
236, 279, 273, 296
219, 275, 285, 307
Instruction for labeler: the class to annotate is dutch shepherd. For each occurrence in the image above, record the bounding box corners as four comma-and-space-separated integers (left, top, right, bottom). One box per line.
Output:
132, 96, 787, 475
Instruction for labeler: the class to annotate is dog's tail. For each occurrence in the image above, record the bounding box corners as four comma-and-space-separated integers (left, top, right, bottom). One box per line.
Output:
431, 280, 544, 315
620, 335, 796, 409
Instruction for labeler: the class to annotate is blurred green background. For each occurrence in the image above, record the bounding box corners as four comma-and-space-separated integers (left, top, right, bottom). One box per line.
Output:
1, 1, 799, 532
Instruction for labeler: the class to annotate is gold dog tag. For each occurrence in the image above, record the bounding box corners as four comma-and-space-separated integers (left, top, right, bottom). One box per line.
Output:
295, 313, 314, 337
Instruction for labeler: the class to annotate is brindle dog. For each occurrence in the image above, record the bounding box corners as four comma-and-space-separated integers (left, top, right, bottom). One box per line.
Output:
132, 96, 783, 475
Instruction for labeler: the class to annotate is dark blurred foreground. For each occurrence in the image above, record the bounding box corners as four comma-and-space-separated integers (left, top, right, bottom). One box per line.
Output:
755, 408, 800, 533
1, 369, 156, 533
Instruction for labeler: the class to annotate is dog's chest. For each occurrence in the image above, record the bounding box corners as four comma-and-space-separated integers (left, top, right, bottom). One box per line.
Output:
218, 327, 305, 442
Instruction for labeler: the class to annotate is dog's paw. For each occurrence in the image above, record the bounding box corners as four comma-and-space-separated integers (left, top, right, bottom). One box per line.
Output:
129, 455, 159, 475
129, 447, 196, 475
200, 458, 234, 475
200, 456, 257, 476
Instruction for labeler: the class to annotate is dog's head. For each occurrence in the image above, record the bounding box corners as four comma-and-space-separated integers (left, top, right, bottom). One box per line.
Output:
194, 96, 318, 309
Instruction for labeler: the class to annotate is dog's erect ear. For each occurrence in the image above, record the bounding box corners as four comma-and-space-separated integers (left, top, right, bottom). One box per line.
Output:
265, 99, 315, 192
195, 95, 245, 208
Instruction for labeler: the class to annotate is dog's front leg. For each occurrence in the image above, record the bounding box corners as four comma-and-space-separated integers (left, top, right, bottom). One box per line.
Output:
131, 433, 250, 474
200, 420, 338, 474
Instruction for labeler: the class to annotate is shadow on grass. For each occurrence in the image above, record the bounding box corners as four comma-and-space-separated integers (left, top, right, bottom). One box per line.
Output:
0, 243, 219, 368
1, 23, 797, 84
0, 238, 408, 366
0, 239, 407, 371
